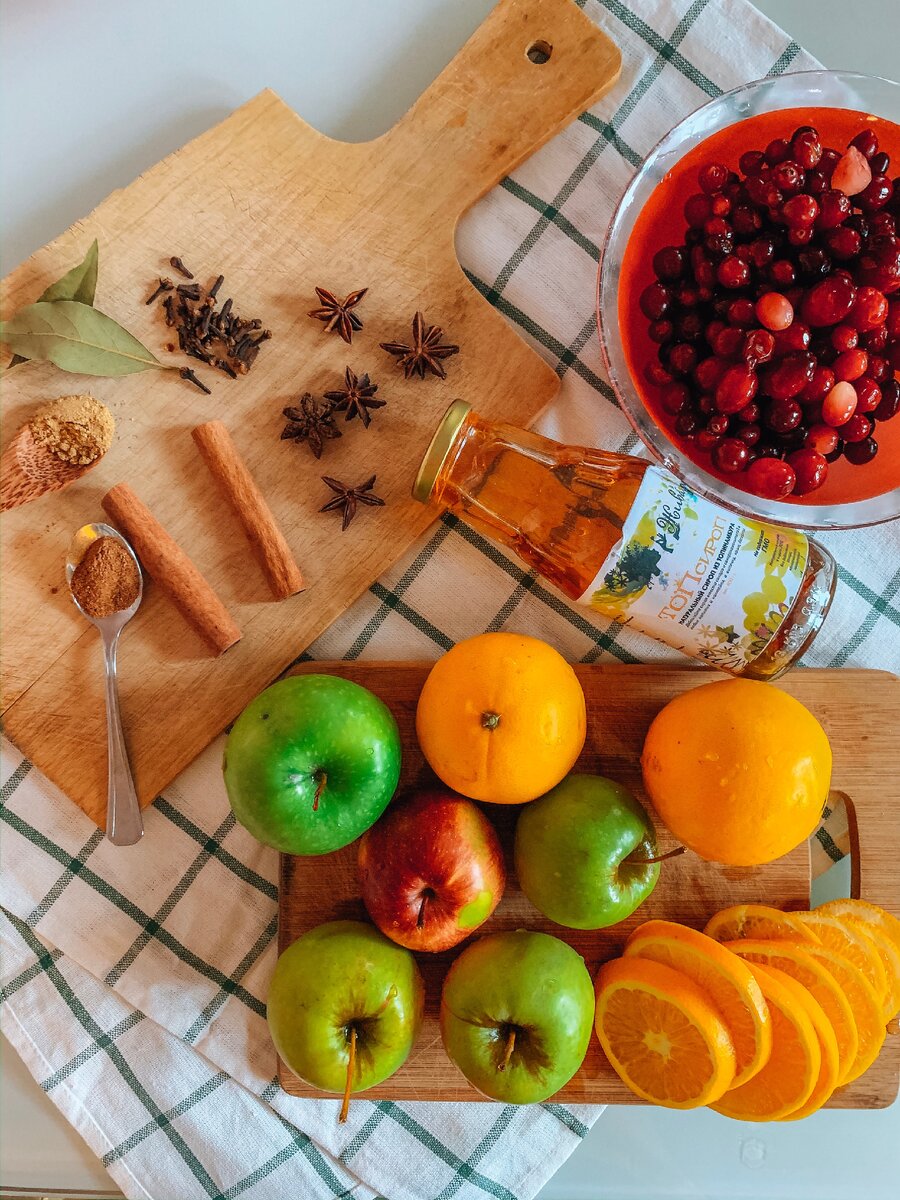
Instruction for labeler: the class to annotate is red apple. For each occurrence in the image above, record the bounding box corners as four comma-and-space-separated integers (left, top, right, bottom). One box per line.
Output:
358, 790, 506, 952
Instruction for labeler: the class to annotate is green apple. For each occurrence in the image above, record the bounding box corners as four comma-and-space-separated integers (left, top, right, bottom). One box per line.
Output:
223, 674, 401, 855
514, 773, 661, 930
440, 929, 594, 1103
268, 920, 423, 1113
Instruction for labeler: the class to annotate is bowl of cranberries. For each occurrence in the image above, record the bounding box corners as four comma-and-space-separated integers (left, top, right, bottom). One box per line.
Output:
598, 70, 900, 528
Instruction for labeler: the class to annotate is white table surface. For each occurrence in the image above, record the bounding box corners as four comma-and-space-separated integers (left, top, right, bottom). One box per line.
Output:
1, 2, 899, 1197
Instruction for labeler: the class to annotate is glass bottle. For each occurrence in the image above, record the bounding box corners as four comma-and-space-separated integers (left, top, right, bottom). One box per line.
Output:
413, 402, 836, 680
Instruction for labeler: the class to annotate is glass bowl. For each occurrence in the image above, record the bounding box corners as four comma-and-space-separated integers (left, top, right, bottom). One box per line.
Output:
597, 70, 900, 530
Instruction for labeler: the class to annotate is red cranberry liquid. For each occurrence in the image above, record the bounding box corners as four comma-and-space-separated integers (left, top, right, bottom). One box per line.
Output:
619, 107, 900, 505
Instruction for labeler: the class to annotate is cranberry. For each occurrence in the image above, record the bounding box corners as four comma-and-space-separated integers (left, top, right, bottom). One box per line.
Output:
806, 169, 829, 196
707, 414, 731, 437
822, 380, 858, 426
782, 194, 819, 228
798, 248, 832, 280
695, 429, 723, 451
716, 365, 759, 414
820, 147, 841, 176
857, 235, 900, 294
844, 436, 879, 465
842, 413, 873, 442
727, 298, 757, 327
698, 394, 716, 415
660, 383, 690, 414
853, 378, 882, 414
717, 257, 750, 289
640, 282, 671, 320
787, 227, 815, 247
685, 193, 713, 228
849, 286, 888, 331
791, 131, 822, 170
768, 259, 797, 287
833, 348, 868, 382
765, 138, 791, 165
746, 457, 796, 499
756, 292, 794, 330
773, 323, 811, 353
858, 175, 894, 213
712, 437, 751, 473
737, 422, 761, 446
871, 152, 891, 176
653, 246, 686, 281
801, 274, 857, 326
739, 150, 766, 176
814, 189, 851, 230
669, 343, 699, 377
699, 162, 729, 194
874, 380, 900, 421
830, 324, 858, 352
766, 398, 803, 433
825, 443, 845, 463
787, 448, 828, 494
648, 319, 674, 344
801, 365, 835, 404
866, 353, 891, 382
695, 357, 727, 391
710, 194, 732, 217
863, 325, 889, 352
646, 360, 674, 387
805, 423, 840, 455
771, 161, 805, 194
824, 226, 862, 260
764, 353, 814, 400
705, 232, 735, 258
712, 326, 744, 357
675, 411, 700, 437
749, 237, 777, 268
675, 285, 701, 309
742, 329, 775, 365
745, 174, 782, 208
870, 211, 898, 239
732, 205, 762, 236
851, 129, 879, 159
888, 299, 900, 338
676, 311, 705, 340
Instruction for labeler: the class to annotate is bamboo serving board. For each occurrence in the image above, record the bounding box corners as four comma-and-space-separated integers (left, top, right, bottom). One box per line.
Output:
0, 0, 621, 826
278, 665, 900, 1108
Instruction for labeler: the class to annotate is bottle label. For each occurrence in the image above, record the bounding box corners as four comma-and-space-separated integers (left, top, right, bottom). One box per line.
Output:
578, 467, 809, 670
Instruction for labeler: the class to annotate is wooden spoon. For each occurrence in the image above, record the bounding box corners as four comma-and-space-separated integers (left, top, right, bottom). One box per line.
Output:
1, 423, 101, 511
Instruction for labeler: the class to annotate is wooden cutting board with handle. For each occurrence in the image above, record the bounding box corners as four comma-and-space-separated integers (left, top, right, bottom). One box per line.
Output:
278, 665, 900, 1108
0, 0, 620, 825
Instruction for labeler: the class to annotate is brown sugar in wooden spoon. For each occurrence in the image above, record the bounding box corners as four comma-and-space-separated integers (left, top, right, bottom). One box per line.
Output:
1, 394, 114, 511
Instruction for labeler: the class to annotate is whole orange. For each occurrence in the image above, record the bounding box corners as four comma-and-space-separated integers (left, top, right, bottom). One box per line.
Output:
641, 679, 831, 866
415, 632, 586, 804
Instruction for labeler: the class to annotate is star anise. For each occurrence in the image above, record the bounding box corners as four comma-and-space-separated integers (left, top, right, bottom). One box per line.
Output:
280, 393, 342, 459
307, 286, 368, 344
380, 311, 460, 380
324, 367, 386, 428
319, 474, 385, 531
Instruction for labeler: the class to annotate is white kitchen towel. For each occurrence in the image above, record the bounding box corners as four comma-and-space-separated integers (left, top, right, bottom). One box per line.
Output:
4, 2, 895, 1198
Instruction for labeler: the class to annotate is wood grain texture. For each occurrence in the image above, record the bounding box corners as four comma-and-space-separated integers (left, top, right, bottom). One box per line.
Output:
0, 0, 621, 823
277, 664, 900, 1108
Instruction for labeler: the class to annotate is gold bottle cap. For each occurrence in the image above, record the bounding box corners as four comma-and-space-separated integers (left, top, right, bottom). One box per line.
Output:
412, 399, 472, 503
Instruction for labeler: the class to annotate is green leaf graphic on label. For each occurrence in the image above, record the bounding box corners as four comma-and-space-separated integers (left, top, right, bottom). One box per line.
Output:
0, 299, 165, 376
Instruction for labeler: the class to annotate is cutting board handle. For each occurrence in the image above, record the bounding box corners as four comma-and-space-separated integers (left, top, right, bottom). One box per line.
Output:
382, 0, 621, 215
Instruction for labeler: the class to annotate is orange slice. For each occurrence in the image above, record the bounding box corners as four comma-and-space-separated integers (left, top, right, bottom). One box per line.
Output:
704, 904, 820, 945
799, 943, 886, 1084
724, 939, 859, 1085
816, 900, 900, 1019
710, 962, 821, 1122
794, 912, 888, 1007
595, 956, 736, 1108
624, 920, 771, 1086
757, 966, 840, 1120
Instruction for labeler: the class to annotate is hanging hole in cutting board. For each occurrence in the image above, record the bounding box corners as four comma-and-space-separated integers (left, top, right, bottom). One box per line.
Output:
526, 40, 553, 65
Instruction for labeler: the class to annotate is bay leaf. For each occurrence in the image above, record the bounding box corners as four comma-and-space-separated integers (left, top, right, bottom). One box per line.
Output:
0, 300, 168, 377
8, 239, 101, 366
38, 239, 100, 305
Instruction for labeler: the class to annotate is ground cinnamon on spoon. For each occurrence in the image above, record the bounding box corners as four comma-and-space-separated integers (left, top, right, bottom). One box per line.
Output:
71, 537, 140, 618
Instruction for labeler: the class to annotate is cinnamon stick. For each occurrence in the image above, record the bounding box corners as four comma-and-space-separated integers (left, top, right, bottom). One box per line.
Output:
191, 421, 304, 600
101, 482, 241, 656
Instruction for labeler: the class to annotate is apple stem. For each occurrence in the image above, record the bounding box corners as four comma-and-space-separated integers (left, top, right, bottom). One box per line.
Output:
312, 771, 327, 813
498, 1027, 516, 1073
481, 710, 501, 730
626, 845, 686, 866
417, 892, 429, 929
339, 1025, 356, 1124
